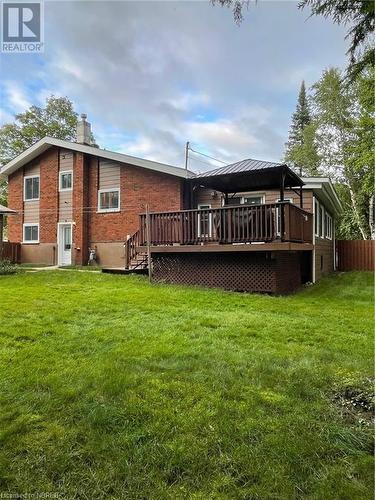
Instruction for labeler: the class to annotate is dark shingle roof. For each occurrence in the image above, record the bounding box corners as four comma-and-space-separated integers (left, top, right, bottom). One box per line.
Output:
197, 158, 285, 178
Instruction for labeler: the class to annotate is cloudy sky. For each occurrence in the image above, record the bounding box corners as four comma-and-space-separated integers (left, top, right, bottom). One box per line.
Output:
0, 0, 348, 172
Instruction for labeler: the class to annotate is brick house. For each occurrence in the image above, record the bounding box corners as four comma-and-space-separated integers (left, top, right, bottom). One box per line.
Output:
1, 115, 341, 293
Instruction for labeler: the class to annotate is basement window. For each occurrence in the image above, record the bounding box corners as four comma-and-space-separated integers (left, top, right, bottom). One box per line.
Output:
24, 175, 40, 201
98, 188, 120, 212
23, 224, 39, 244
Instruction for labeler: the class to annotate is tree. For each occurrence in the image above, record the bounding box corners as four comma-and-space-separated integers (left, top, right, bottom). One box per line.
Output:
0, 95, 79, 206
284, 81, 320, 175
211, 0, 250, 24
286, 122, 321, 176
212, 0, 374, 80
344, 68, 375, 239
298, 0, 375, 81
311, 67, 374, 239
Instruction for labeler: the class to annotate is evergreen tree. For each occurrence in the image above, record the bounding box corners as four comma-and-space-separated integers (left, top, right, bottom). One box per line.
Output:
284, 81, 320, 175
286, 81, 311, 147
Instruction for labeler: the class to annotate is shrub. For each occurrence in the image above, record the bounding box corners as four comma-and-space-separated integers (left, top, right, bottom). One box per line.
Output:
0, 260, 18, 275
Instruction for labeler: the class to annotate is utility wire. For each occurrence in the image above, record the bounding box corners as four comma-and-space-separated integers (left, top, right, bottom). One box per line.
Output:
188, 146, 227, 165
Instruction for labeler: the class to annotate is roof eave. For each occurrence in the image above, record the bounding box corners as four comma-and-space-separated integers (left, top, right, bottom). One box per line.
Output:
0, 137, 195, 180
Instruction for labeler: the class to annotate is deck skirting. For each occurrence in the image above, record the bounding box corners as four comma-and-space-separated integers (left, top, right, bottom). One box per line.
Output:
152, 251, 307, 294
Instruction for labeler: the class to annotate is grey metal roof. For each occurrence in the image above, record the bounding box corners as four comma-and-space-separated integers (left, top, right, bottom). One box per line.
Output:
0, 204, 16, 215
197, 158, 285, 178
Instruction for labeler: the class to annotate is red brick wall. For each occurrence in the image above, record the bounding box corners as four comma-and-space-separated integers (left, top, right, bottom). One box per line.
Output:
39, 148, 59, 243
7, 169, 23, 242
89, 158, 183, 242
7, 148, 183, 260
72, 152, 90, 265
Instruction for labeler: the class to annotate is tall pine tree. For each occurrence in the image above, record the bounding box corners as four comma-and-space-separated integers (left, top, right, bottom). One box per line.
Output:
284, 81, 320, 175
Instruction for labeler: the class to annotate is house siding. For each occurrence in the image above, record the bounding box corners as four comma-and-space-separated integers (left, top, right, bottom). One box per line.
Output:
59, 149, 73, 222
6, 146, 333, 281
195, 188, 314, 213
88, 157, 184, 266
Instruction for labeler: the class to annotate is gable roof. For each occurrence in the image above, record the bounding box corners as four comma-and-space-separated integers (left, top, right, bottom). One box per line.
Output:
0, 137, 195, 179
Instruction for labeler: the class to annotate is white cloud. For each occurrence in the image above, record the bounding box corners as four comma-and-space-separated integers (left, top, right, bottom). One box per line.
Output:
3, 82, 32, 113
0, 0, 348, 169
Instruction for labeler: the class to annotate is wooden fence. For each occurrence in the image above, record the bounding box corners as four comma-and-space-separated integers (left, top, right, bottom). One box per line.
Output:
336, 240, 375, 271
0, 242, 21, 264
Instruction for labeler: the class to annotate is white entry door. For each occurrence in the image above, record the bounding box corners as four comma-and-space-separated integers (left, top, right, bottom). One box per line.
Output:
58, 223, 72, 266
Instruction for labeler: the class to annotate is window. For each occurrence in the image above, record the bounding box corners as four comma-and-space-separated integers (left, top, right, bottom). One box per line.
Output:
276, 198, 293, 236
225, 194, 264, 206
24, 176, 39, 201
98, 188, 120, 212
23, 224, 39, 243
325, 212, 333, 240
243, 195, 263, 205
319, 205, 325, 238
59, 171, 73, 191
315, 199, 325, 238
197, 204, 212, 237
315, 199, 319, 237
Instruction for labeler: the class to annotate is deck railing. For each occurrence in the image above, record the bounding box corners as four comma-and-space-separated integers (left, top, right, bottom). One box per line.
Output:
137, 202, 313, 248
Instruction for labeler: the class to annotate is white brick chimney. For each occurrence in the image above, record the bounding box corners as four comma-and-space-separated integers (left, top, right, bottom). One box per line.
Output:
76, 113, 92, 145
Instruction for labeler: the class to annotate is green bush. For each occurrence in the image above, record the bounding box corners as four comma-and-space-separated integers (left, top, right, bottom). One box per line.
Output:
0, 260, 18, 275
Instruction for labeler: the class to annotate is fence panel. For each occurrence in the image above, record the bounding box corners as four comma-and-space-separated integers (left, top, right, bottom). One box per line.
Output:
337, 240, 375, 271
0, 242, 21, 264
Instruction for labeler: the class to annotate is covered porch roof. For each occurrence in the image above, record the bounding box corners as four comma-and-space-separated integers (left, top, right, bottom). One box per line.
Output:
191, 159, 303, 194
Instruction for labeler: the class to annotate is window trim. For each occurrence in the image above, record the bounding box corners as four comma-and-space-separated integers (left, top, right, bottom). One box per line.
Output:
223, 192, 265, 206
320, 204, 325, 238
59, 170, 73, 192
325, 212, 333, 240
23, 223, 39, 244
315, 198, 320, 237
24, 175, 40, 201
97, 188, 120, 213
197, 203, 212, 238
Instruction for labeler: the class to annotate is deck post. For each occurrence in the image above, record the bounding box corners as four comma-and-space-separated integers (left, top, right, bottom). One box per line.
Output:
299, 186, 303, 208
145, 204, 152, 282
279, 170, 286, 241
0, 214, 3, 260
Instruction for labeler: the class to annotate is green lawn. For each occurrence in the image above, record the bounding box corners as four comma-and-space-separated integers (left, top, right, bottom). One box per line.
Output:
0, 271, 373, 499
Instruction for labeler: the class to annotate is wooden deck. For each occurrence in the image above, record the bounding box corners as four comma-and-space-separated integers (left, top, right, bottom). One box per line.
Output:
142, 242, 313, 253
125, 202, 313, 269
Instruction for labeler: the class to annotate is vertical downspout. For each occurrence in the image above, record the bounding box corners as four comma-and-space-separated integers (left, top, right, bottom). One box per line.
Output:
333, 217, 336, 271
56, 148, 60, 265
312, 195, 316, 283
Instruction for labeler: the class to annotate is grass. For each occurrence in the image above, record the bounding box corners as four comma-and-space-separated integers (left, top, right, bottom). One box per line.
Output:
0, 271, 373, 499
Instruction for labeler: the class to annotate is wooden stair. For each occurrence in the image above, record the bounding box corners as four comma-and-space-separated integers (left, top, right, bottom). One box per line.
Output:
128, 252, 148, 271
125, 230, 148, 272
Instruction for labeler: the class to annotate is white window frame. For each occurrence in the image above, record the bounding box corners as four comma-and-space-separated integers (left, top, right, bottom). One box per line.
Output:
97, 188, 120, 213
325, 212, 333, 240
59, 170, 73, 192
275, 197, 293, 236
24, 175, 40, 201
23, 223, 39, 244
320, 204, 325, 238
197, 203, 212, 238
223, 192, 265, 206
315, 198, 320, 237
